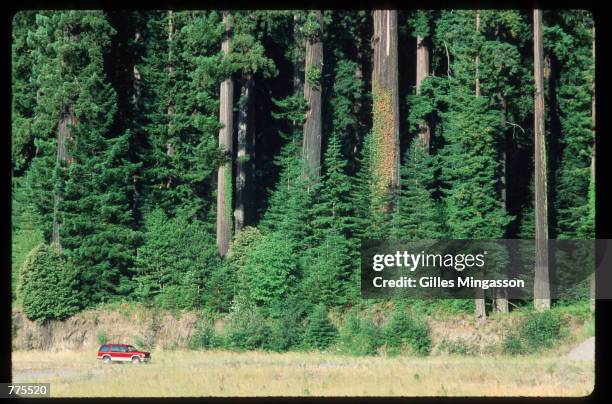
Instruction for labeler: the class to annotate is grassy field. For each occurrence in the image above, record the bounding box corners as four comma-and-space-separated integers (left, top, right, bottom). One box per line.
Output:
12, 350, 594, 397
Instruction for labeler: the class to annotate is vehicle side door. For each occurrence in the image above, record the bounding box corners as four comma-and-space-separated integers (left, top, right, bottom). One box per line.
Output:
110, 344, 126, 361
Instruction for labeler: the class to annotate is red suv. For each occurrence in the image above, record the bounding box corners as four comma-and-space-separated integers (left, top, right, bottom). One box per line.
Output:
97, 343, 151, 364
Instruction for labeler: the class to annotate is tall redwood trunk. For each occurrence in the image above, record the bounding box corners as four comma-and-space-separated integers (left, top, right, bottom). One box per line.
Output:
533, 9, 550, 311
416, 34, 431, 148
372, 9, 400, 198
234, 74, 253, 232
302, 10, 324, 179
52, 27, 79, 250
495, 94, 510, 313
474, 11, 487, 321
217, 11, 234, 256
53, 108, 76, 250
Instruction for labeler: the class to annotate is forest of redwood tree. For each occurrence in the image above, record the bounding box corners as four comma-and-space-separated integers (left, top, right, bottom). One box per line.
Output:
12, 10, 594, 332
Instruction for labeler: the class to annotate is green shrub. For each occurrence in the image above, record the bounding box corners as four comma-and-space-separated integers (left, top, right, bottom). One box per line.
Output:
96, 330, 108, 345
188, 316, 219, 350
502, 310, 565, 354
502, 332, 524, 355
304, 304, 337, 350
338, 311, 384, 356
264, 314, 305, 352
383, 306, 431, 356
221, 295, 269, 350
241, 233, 297, 310
18, 243, 82, 321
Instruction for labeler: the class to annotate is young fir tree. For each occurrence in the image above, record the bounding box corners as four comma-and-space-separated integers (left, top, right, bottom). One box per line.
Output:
391, 138, 442, 240
304, 303, 338, 349
305, 135, 358, 306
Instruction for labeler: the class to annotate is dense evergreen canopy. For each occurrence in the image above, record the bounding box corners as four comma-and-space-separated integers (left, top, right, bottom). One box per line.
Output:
12, 10, 594, 323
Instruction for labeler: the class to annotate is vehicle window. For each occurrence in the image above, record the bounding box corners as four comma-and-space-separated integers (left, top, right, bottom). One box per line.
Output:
127, 346, 135, 352
99, 345, 110, 352
110, 345, 121, 352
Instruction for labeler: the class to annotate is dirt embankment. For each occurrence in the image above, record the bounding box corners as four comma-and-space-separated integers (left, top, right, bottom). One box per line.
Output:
11, 304, 590, 354
12, 305, 198, 351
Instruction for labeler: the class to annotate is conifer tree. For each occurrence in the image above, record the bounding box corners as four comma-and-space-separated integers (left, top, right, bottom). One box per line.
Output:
392, 139, 442, 240
305, 135, 358, 305
26, 11, 139, 303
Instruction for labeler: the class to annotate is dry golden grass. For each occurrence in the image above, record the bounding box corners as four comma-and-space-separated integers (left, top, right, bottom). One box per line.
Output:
12, 350, 594, 397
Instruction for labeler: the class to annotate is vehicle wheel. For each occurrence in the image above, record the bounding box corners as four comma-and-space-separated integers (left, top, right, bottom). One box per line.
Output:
103, 356, 111, 364
131, 356, 140, 364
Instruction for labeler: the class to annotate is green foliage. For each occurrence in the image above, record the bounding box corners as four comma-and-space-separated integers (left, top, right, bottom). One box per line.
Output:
304, 304, 337, 350
383, 305, 431, 356
221, 294, 270, 350
392, 139, 443, 239
188, 314, 220, 349
303, 135, 358, 306
306, 65, 322, 88
241, 232, 297, 310
12, 177, 44, 302
96, 330, 108, 345
12, 10, 596, 332
337, 311, 384, 356
23, 11, 139, 304
502, 311, 565, 354
263, 309, 306, 351
134, 208, 220, 310
18, 243, 82, 321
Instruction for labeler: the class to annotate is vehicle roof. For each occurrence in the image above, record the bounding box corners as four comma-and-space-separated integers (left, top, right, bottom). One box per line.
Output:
100, 343, 132, 346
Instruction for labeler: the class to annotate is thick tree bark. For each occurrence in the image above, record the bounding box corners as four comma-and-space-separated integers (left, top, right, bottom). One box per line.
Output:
416, 34, 431, 148
234, 74, 253, 232
474, 11, 487, 321
302, 10, 324, 179
372, 10, 400, 195
217, 11, 234, 256
533, 9, 551, 311
53, 107, 76, 250
53, 27, 79, 250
